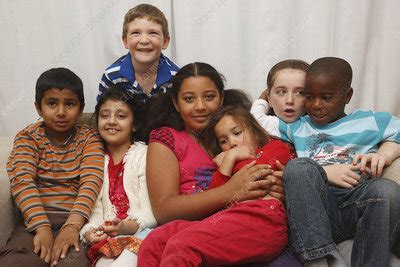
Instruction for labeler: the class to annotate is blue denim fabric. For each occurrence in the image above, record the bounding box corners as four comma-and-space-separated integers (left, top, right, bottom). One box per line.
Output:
284, 158, 400, 267
237, 248, 303, 267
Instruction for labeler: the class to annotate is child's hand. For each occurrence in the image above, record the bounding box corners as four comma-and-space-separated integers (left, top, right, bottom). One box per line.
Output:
226, 145, 256, 162
51, 225, 80, 266
33, 226, 54, 263
227, 161, 273, 201
102, 218, 123, 237
323, 164, 363, 188
84, 227, 108, 245
265, 161, 285, 201
213, 151, 227, 167
102, 218, 140, 237
352, 153, 387, 177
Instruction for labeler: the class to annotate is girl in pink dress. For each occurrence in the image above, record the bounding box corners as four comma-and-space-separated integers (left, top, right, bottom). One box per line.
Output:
138, 62, 287, 266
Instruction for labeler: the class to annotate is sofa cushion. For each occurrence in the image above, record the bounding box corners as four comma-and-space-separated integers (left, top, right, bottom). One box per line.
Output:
0, 136, 20, 245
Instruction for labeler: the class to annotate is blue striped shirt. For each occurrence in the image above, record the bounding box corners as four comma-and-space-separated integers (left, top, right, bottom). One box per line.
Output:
98, 52, 179, 102
278, 110, 400, 166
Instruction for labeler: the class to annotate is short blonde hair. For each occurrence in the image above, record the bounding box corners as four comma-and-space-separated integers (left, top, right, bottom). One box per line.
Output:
122, 4, 169, 40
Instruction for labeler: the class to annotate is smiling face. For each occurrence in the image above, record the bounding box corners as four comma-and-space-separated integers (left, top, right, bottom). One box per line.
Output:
97, 99, 135, 149
214, 115, 257, 152
123, 17, 170, 66
173, 76, 223, 135
35, 88, 82, 142
304, 74, 353, 125
267, 69, 306, 122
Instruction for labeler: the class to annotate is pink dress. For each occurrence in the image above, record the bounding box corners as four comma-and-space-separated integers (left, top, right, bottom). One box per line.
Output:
149, 127, 217, 194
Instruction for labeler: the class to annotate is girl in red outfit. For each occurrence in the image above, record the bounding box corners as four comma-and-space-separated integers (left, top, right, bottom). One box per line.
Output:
201, 106, 295, 248
202, 106, 295, 191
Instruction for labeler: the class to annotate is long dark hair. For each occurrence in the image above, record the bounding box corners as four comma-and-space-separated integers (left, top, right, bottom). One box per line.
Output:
201, 106, 270, 157
143, 62, 225, 141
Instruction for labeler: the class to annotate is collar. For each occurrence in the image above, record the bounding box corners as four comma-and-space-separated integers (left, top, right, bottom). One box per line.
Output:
120, 52, 173, 88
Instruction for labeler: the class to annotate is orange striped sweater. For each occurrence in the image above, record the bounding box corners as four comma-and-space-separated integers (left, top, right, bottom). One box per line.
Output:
7, 121, 104, 231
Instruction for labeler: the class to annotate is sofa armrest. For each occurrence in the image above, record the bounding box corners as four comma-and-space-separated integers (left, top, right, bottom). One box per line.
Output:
382, 157, 400, 183
337, 157, 400, 266
0, 136, 20, 246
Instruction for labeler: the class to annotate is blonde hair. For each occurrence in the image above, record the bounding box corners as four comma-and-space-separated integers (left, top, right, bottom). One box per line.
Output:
122, 4, 169, 40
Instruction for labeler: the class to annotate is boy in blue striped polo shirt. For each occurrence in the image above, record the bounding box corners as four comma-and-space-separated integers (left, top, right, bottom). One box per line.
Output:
280, 57, 400, 266
98, 4, 179, 102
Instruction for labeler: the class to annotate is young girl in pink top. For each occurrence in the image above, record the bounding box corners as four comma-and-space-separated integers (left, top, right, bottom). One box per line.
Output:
137, 62, 293, 266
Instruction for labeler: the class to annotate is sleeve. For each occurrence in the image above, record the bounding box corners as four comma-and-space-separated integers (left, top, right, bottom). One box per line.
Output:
375, 112, 400, 143
250, 99, 281, 137
149, 127, 177, 154
208, 169, 231, 189
126, 145, 157, 231
7, 130, 50, 231
71, 131, 104, 221
253, 139, 295, 171
97, 71, 115, 102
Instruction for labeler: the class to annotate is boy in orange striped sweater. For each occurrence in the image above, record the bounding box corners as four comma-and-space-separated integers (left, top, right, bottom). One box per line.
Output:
0, 68, 104, 266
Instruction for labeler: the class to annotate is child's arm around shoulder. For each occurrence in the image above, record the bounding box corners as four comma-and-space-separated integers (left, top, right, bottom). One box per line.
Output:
250, 98, 280, 136
146, 141, 271, 224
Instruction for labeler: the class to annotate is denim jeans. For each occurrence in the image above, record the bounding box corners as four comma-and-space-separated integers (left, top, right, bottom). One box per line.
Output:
284, 158, 400, 267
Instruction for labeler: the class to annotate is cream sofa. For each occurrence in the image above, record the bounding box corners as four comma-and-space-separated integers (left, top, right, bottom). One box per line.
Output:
1, 133, 400, 265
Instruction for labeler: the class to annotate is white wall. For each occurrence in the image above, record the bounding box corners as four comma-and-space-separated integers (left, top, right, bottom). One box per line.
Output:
1, 0, 399, 136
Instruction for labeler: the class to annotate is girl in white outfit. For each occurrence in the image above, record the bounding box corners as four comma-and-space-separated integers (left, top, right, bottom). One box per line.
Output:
80, 86, 156, 267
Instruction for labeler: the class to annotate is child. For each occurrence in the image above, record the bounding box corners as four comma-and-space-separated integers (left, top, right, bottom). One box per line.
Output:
252, 58, 396, 179
80, 86, 157, 267
202, 106, 295, 192
98, 4, 179, 103
250, 59, 309, 136
0, 68, 104, 266
279, 57, 400, 266
137, 62, 297, 266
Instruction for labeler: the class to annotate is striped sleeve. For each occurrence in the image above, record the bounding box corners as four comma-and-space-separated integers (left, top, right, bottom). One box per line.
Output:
374, 111, 400, 143
7, 130, 50, 231
71, 130, 104, 221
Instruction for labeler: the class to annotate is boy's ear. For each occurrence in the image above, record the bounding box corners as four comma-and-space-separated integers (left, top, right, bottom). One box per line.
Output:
172, 97, 179, 112
34, 102, 42, 116
122, 37, 128, 49
162, 35, 170, 50
344, 87, 353, 104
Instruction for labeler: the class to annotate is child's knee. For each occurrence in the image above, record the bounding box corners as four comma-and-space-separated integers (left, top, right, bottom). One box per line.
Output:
284, 158, 325, 186
366, 178, 400, 202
